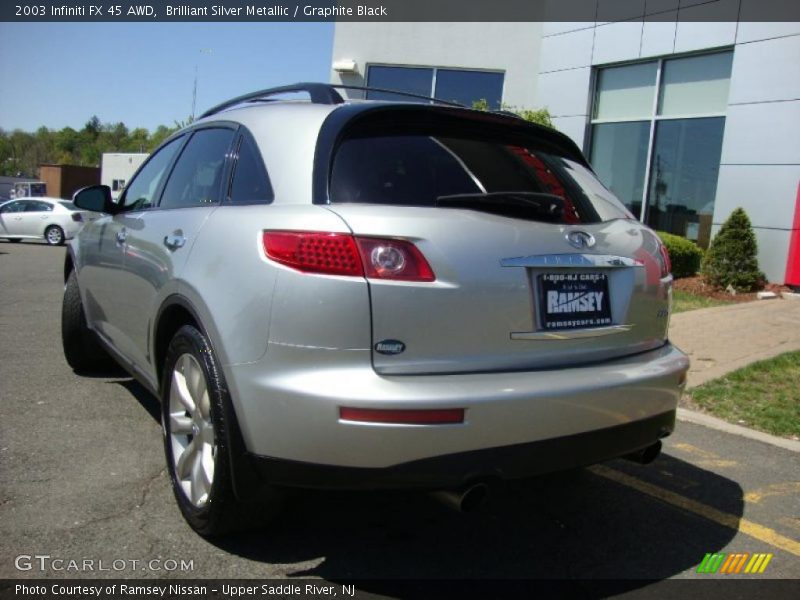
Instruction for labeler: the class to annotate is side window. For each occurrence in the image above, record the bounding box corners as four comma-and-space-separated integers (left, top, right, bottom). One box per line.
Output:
121, 136, 183, 211
2, 201, 26, 213
27, 201, 53, 212
228, 134, 273, 204
160, 128, 235, 210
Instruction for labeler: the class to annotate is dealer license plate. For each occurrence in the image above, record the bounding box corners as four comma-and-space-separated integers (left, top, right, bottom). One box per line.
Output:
538, 272, 612, 330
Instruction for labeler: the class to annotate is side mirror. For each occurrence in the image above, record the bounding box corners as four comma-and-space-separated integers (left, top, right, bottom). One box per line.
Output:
73, 185, 117, 215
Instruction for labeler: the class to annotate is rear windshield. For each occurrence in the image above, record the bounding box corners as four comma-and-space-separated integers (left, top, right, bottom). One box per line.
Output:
329, 132, 631, 224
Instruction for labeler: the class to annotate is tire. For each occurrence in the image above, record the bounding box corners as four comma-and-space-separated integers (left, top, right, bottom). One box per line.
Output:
45, 225, 64, 245
162, 325, 277, 537
61, 270, 118, 373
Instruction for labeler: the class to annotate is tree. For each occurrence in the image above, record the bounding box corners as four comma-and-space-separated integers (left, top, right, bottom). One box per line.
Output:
701, 207, 766, 292
472, 98, 553, 128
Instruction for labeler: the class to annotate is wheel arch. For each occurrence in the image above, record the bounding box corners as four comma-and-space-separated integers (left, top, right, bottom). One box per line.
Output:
63, 247, 76, 282
153, 296, 204, 391
154, 294, 262, 502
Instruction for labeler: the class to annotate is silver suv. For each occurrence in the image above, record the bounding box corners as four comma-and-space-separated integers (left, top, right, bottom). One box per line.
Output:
63, 83, 689, 536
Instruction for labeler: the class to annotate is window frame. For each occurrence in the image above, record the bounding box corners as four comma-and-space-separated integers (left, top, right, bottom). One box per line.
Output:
365, 63, 506, 107
587, 49, 733, 225
117, 134, 188, 213
225, 126, 274, 205
117, 121, 239, 213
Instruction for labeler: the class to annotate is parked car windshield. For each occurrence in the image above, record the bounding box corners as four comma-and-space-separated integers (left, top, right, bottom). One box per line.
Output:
330, 129, 631, 224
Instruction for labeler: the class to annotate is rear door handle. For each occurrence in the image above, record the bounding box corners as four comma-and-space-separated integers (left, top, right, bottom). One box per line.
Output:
164, 233, 186, 250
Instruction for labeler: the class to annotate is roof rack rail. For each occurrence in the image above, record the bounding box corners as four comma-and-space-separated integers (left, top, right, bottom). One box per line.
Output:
199, 82, 466, 119
200, 83, 345, 119
329, 83, 465, 108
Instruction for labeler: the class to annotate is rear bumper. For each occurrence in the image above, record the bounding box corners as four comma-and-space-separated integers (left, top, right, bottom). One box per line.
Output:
247, 410, 675, 490
224, 341, 688, 477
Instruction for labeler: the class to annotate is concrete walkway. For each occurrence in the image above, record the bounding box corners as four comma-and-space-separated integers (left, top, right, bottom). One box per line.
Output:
669, 297, 800, 389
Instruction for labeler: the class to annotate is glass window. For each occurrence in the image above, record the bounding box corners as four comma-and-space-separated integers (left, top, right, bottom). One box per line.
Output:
646, 117, 725, 246
2, 201, 26, 213
160, 129, 235, 210
434, 69, 504, 109
590, 51, 732, 246
594, 62, 658, 120
228, 135, 273, 204
112, 179, 125, 192
366, 66, 433, 102
121, 136, 183, 210
590, 121, 651, 219
658, 52, 733, 117
26, 201, 53, 212
329, 126, 630, 224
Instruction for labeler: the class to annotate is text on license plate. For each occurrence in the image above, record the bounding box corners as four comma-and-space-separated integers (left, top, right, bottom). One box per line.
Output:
538, 272, 612, 330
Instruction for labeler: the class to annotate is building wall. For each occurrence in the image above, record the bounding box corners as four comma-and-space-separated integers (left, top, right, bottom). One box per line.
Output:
538, 7, 800, 282
101, 153, 149, 200
331, 8, 799, 283
330, 22, 543, 109
39, 165, 100, 200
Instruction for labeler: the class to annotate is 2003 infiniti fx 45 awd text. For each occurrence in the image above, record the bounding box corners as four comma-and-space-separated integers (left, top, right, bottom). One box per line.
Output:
62, 83, 689, 536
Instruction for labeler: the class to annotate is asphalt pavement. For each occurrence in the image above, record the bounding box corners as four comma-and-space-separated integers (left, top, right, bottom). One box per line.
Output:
1, 241, 798, 590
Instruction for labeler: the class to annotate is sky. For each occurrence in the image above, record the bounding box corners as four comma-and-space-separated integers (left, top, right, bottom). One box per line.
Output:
0, 22, 335, 132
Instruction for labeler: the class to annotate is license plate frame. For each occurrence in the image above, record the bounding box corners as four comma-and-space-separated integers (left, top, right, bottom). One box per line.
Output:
538, 272, 612, 331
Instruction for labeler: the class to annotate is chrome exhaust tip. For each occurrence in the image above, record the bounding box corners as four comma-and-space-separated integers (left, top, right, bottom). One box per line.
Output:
431, 482, 490, 513
624, 440, 662, 465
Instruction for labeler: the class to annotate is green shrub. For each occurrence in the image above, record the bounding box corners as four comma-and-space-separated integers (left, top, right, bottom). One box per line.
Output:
701, 208, 765, 292
472, 99, 553, 128
656, 231, 704, 278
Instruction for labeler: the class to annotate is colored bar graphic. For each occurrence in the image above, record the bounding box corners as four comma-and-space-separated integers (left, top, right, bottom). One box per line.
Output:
699, 552, 774, 574
697, 553, 726, 573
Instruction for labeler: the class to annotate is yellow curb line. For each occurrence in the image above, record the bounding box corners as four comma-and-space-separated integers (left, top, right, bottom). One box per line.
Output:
590, 465, 800, 558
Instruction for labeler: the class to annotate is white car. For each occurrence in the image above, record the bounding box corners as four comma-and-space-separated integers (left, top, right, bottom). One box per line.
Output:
0, 197, 99, 245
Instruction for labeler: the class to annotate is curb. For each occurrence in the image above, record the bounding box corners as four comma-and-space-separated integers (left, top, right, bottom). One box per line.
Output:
676, 408, 800, 453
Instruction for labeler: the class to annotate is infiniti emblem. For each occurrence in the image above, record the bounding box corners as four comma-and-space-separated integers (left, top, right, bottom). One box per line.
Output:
566, 230, 596, 249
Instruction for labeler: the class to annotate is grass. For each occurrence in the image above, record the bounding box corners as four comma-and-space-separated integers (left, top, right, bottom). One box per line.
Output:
688, 351, 800, 438
672, 290, 731, 313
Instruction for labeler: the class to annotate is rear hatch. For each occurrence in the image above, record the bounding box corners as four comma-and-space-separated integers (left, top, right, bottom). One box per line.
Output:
322, 108, 671, 375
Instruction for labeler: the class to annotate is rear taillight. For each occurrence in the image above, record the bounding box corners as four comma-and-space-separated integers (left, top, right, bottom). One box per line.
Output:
263, 231, 435, 281
355, 238, 435, 282
262, 231, 362, 276
71, 213, 83, 222
658, 242, 672, 278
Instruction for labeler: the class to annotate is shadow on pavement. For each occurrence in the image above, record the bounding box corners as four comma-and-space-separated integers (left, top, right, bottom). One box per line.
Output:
214, 455, 741, 590
114, 376, 744, 590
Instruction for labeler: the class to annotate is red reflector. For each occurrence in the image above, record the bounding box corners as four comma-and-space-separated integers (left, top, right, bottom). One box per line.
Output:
659, 243, 672, 278
263, 231, 363, 276
339, 407, 464, 425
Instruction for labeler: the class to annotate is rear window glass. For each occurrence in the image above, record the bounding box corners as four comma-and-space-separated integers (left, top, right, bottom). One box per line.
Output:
329, 132, 631, 224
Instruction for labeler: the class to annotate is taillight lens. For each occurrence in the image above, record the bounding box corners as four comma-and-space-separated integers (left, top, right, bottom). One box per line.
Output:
263, 231, 435, 282
355, 238, 435, 281
263, 231, 363, 276
658, 242, 672, 278
71, 212, 83, 222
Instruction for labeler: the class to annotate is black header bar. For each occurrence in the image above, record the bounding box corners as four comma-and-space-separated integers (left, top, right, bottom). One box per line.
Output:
3, 0, 800, 23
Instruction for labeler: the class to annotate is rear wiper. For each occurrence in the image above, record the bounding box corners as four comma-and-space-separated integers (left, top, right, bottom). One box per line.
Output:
435, 192, 565, 222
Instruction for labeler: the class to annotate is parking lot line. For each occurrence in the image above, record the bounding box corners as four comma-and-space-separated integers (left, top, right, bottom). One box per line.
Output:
589, 465, 800, 557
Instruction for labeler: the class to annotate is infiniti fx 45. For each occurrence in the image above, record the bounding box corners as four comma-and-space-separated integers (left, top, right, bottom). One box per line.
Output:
63, 83, 689, 535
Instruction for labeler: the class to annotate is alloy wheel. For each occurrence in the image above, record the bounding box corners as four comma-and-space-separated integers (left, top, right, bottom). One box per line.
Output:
167, 353, 216, 507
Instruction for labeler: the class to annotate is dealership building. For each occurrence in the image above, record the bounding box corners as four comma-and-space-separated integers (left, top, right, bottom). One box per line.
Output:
330, 12, 800, 285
